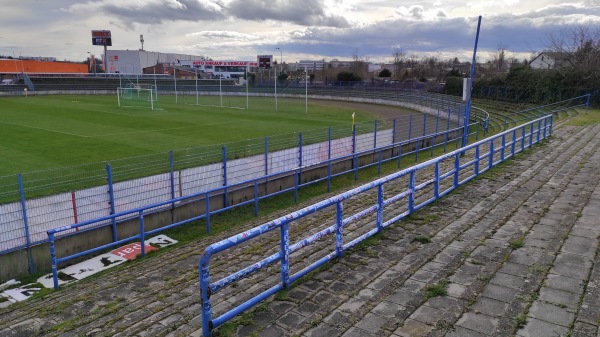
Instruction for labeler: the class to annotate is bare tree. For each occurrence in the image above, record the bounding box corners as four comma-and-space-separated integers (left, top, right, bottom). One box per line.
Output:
392, 48, 406, 80
546, 25, 600, 80
351, 49, 369, 80
497, 44, 507, 71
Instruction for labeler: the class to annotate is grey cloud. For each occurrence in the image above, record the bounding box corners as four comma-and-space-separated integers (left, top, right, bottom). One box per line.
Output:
518, 3, 600, 19
409, 6, 424, 20
274, 10, 597, 61
97, 0, 226, 25
226, 0, 350, 28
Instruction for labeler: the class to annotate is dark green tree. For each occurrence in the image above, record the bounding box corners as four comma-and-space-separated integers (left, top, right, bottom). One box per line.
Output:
379, 68, 392, 77
337, 71, 361, 82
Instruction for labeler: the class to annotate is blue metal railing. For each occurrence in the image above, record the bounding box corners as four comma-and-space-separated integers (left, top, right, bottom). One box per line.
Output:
198, 114, 554, 336
45, 95, 587, 290
46, 119, 477, 289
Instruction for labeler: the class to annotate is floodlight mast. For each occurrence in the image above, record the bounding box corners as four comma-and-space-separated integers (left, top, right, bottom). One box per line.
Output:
461, 15, 482, 150
140, 34, 144, 51
275, 47, 281, 112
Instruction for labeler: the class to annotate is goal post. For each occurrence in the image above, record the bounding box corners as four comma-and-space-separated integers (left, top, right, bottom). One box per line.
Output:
179, 77, 249, 110
117, 85, 158, 110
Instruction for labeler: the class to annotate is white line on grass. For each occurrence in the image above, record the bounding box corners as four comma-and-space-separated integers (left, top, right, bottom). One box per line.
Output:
0, 120, 91, 138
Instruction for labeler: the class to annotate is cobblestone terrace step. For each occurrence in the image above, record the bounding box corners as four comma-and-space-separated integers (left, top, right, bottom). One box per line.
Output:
0, 121, 598, 337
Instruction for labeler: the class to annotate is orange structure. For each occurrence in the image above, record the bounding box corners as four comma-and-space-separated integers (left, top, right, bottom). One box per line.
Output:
0, 59, 88, 73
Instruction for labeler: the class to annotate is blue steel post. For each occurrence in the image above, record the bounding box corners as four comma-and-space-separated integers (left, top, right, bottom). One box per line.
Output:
529, 123, 534, 148
422, 113, 427, 141
432, 110, 440, 157
373, 120, 378, 151
280, 223, 290, 289
200, 256, 212, 337
586, 94, 590, 114
419, 113, 426, 160
488, 141, 495, 169
376, 185, 384, 232
511, 130, 517, 156
474, 145, 480, 175
521, 126, 526, 152
294, 170, 298, 203
408, 172, 415, 214
205, 192, 211, 233
264, 137, 269, 176
299, 133, 303, 184
397, 143, 402, 168
138, 210, 146, 257
327, 128, 331, 192
392, 118, 396, 146
354, 137, 359, 181
18, 174, 34, 274
445, 110, 451, 153
462, 15, 482, 150
536, 120, 542, 143
222, 146, 229, 208
543, 118, 547, 139
335, 201, 343, 257
500, 134, 506, 161
434, 162, 440, 199
169, 151, 175, 208
254, 181, 259, 216
414, 133, 420, 162
453, 153, 460, 188
106, 164, 117, 242
549, 115, 554, 136
49, 233, 58, 288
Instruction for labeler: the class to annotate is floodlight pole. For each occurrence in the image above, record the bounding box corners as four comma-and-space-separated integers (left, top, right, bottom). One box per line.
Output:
305, 66, 308, 113
274, 62, 278, 111
461, 15, 482, 150
153, 67, 158, 102
174, 66, 178, 104
219, 75, 223, 106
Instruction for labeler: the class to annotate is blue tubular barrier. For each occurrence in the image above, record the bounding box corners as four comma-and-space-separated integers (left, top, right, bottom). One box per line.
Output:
198, 114, 554, 336
46, 119, 472, 289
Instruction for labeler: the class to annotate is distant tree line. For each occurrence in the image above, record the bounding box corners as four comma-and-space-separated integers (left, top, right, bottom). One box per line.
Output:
444, 26, 599, 107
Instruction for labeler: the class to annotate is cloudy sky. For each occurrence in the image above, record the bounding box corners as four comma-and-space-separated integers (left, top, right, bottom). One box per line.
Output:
1, 0, 599, 64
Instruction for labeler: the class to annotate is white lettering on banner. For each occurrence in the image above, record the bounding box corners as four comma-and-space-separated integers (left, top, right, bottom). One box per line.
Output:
192, 61, 258, 67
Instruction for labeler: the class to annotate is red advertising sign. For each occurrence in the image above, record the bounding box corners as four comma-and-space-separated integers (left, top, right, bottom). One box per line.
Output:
111, 242, 157, 260
91, 30, 112, 46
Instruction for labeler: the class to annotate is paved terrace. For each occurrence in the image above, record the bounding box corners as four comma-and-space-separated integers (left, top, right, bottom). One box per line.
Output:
0, 119, 599, 337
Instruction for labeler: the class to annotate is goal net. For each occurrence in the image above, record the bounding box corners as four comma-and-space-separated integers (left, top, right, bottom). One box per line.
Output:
117, 85, 159, 110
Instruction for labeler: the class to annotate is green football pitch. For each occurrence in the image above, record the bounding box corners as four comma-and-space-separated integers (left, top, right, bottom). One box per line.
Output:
0, 94, 395, 176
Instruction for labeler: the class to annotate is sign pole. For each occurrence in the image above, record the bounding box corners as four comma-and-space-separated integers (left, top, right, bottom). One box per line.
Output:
103, 45, 107, 74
